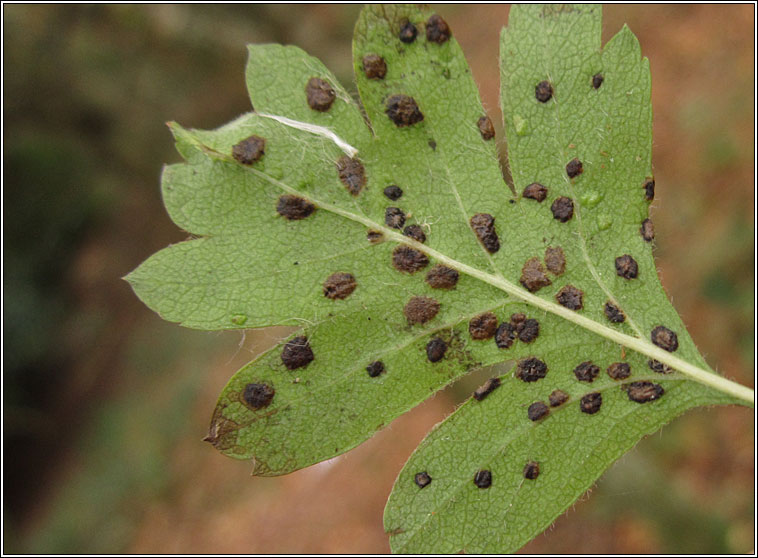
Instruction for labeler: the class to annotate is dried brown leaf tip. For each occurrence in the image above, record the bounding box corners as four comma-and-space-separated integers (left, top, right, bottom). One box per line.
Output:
362, 54, 387, 79
386, 94, 424, 127
403, 296, 440, 325
276, 195, 315, 220
469, 213, 500, 253
305, 77, 336, 112
281, 335, 314, 370
477, 116, 495, 140
469, 312, 498, 340
232, 135, 265, 165
425, 265, 458, 289
323, 272, 357, 300
473, 377, 501, 401
336, 155, 366, 195
426, 14, 451, 44
242, 382, 275, 410
520, 257, 552, 292
535, 80, 553, 102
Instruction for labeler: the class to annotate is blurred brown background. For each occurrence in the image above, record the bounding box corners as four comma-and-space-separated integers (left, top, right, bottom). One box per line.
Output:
3, 4, 754, 554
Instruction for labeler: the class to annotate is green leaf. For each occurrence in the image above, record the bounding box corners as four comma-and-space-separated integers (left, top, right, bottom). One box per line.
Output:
126, 4, 753, 553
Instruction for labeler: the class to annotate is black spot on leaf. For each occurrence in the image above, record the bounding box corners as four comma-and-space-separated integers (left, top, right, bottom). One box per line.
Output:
367, 230, 384, 244
323, 272, 357, 300
426, 337, 447, 362
640, 218, 655, 242
580, 392, 602, 414
516, 357, 548, 382
428, 139, 437, 150
549, 389, 569, 407
473, 469, 492, 489
305, 77, 336, 112
403, 224, 426, 243
607, 362, 631, 380
544, 246, 566, 275
556, 285, 584, 310
276, 195, 315, 220
404, 296, 440, 325
648, 359, 673, 374
626, 381, 665, 403
366, 360, 385, 378
528, 401, 549, 421
392, 246, 429, 273
523, 461, 540, 480
615, 255, 639, 279
535, 80, 553, 102
473, 377, 501, 401
232, 135, 265, 165
520, 257, 552, 292
362, 54, 387, 79
425, 265, 458, 289
494, 322, 516, 349
651, 326, 678, 352
478, 116, 495, 140
469, 213, 500, 253
551, 196, 574, 222
469, 312, 498, 340
414, 471, 432, 488
518, 319, 540, 343
383, 184, 403, 200
242, 383, 275, 410
573, 361, 600, 383
643, 179, 655, 201
604, 301, 626, 323
426, 14, 451, 44
281, 336, 314, 370
385, 207, 406, 229
566, 158, 583, 178
398, 19, 418, 43
336, 155, 366, 195
523, 182, 548, 202
592, 73, 604, 89
385, 94, 424, 127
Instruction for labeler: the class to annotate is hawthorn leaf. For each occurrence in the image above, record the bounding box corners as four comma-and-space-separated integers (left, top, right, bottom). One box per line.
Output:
126, 3, 753, 554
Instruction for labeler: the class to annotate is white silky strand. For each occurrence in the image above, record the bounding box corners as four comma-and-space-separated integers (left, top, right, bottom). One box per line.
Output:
256, 112, 359, 158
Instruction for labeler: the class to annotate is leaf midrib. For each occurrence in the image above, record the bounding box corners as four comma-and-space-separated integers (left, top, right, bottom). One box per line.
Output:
178, 128, 753, 405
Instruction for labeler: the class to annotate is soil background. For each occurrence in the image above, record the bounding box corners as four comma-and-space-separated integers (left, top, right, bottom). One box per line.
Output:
3, 4, 754, 554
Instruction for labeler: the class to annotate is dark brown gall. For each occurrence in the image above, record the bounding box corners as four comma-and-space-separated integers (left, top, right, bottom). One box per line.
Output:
573, 361, 600, 383
556, 285, 584, 310
518, 319, 540, 343
520, 257, 552, 292
281, 336, 314, 370
535, 80, 553, 102
604, 301, 625, 323
615, 255, 639, 279
494, 322, 516, 349
640, 218, 655, 242
469, 312, 498, 340
516, 357, 548, 382
362, 54, 387, 79
336, 156, 366, 195
469, 213, 500, 253
580, 392, 602, 414
426, 14, 451, 44
473, 469, 492, 489
626, 381, 664, 403
648, 359, 673, 374
592, 73, 604, 89
366, 361, 385, 378
392, 246, 429, 273
242, 383, 275, 410
651, 326, 678, 352
425, 265, 458, 289
549, 389, 569, 407
277, 195, 316, 220
426, 337, 447, 362
386, 94, 424, 127
566, 158, 583, 178
523, 461, 540, 480
323, 272, 357, 300
367, 230, 384, 244
232, 135, 265, 165
383, 185, 403, 200
398, 20, 418, 43
473, 377, 501, 401
544, 246, 566, 275
551, 196, 574, 222
385, 207, 406, 229
305, 77, 336, 112
478, 116, 495, 140
643, 179, 655, 201
607, 362, 631, 380
528, 401, 550, 421
414, 471, 432, 488
404, 296, 440, 325
523, 182, 548, 202
403, 224, 426, 243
